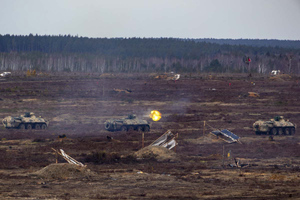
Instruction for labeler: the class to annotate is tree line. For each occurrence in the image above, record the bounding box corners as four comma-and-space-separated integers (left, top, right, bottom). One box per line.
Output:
193, 38, 300, 49
0, 34, 299, 74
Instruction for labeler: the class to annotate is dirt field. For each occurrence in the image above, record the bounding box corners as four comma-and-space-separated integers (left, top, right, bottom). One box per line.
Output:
0, 72, 300, 199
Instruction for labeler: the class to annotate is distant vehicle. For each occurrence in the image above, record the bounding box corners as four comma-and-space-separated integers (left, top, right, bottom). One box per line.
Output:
2, 112, 49, 129
253, 116, 296, 135
0, 72, 11, 77
271, 70, 281, 76
105, 114, 150, 132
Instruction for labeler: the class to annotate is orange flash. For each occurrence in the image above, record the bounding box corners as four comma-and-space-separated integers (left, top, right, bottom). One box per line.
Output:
150, 110, 161, 121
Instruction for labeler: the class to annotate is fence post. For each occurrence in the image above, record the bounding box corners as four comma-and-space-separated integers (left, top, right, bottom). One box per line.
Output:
174, 133, 179, 152
56, 150, 58, 164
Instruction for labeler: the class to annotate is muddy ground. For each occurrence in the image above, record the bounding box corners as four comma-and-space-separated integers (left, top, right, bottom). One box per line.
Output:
0, 72, 299, 199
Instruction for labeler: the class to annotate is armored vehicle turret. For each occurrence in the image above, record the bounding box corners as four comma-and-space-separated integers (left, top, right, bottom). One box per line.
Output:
2, 112, 49, 129
105, 114, 150, 132
253, 116, 296, 135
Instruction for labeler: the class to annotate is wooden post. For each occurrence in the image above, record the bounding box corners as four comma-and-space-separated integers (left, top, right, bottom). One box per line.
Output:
55, 150, 58, 163
142, 133, 144, 148
203, 121, 206, 136
52, 148, 58, 163
174, 133, 179, 153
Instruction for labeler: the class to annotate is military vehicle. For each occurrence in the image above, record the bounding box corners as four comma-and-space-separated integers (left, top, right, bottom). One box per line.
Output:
253, 116, 296, 135
105, 114, 150, 132
2, 112, 49, 129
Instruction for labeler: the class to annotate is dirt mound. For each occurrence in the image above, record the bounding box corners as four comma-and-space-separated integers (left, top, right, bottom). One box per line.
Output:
278, 74, 292, 79
100, 73, 116, 78
269, 74, 292, 81
31, 163, 95, 179
135, 146, 178, 162
185, 134, 223, 145
269, 76, 284, 82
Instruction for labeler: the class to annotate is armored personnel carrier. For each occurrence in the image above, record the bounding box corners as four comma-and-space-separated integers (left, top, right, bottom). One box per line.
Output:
2, 112, 49, 129
105, 114, 150, 132
253, 116, 296, 135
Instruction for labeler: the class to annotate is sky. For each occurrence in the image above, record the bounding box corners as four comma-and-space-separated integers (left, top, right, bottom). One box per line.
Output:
1, 0, 300, 40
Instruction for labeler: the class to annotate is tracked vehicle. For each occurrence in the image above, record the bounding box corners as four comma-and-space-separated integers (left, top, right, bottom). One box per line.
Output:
105, 114, 150, 132
253, 116, 296, 135
2, 112, 49, 129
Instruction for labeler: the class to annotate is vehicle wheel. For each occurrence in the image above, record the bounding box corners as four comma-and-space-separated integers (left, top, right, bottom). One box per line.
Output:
290, 127, 295, 135
128, 126, 134, 131
121, 126, 127, 132
41, 124, 47, 129
35, 124, 41, 130
19, 124, 26, 130
26, 124, 32, 130
277, 128, 283, 135
137, 126, 143, 132
284, 128, 290, 135
270, 128, 277, 135
105, 123, 111, 130
144, 125, 150, 132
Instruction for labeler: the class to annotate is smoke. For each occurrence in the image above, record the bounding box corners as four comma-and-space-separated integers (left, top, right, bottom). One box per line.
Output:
169, 98, 191, 115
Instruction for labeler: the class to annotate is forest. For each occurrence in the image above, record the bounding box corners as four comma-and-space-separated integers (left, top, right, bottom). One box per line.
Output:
0, 34, 299, 74
193, 38, 300, 49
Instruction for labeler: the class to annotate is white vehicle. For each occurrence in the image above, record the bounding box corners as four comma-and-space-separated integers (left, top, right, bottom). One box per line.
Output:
0, 72, 12, 77
173, 74, 180, 81
271, 70, 280, 75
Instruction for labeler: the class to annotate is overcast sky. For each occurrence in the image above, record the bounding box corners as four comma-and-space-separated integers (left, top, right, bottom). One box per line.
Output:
1, 0, 300, 40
